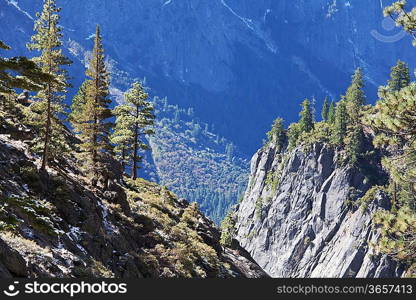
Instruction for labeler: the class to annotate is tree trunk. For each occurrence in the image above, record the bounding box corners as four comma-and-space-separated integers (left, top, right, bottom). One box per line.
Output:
121, 148, 126, 172
40, 9, 53, 172
131, 105, 139, 180
41, 84, 52, 171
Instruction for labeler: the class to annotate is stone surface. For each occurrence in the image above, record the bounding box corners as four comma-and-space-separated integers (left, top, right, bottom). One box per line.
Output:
235, 142, 405, 278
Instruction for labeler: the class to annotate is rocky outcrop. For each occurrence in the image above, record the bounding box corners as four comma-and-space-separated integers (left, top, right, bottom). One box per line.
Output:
235, 142, 405, 278
0, 116, 266, 278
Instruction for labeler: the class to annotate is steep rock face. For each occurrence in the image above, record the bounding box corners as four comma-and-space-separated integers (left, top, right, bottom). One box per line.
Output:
235, 142, 405, 278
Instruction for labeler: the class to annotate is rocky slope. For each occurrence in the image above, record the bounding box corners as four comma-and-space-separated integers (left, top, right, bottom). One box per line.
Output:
0, 109, 266, 278
234, 140, 407, 278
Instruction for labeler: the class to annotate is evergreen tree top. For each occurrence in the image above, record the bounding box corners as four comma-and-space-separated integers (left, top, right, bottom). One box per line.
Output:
345, 68, 366, 106
387, 60, 410, 92
125, 81, 150, 106
299, 98, 314, 133
28, 0, 64, 53
321, 97, 329, 121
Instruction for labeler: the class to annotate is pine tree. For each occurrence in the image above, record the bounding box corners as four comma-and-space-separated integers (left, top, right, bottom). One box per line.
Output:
327, 100, 336, 124
0, 40, 52, 95
346, 68, 365, 103
373, 0, 416, 269
369, 83, 416, 264
77, 25, 112, 185
111, 104, 135, 172
321, 97, 329, 122
220, 212, 236, 247
333, 99, 348, 145
0, 41, 53, 113
344, 68, 366, 162
287, 122, 301, 149
384, 1, 416, 46
27, 0, 71, 171
299, 98, 314, 133
110, 81, 155, 180
69, 80, 89, 131
267, 117, 286, 150
388, 60, 410, 92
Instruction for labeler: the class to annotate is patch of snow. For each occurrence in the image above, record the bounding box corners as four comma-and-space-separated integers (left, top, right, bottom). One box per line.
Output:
263, 9, 271, 23
66, 226, 88, 255
22, 184, 29, 192
97, 201, 119, 235
220, 0, 254, 30
220, 0, 278, 54
162, 0, 173, 8
21, 227, 34, 239
5, 0, 33, 20
291, 56, 334, 99
326, 0, 338, 18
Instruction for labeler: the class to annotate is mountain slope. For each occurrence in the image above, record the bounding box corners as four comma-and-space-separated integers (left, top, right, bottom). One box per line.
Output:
0, 108, 266, 278
142, 97, 249, 223
233, 138, 407, 277
3, 0, 415, 154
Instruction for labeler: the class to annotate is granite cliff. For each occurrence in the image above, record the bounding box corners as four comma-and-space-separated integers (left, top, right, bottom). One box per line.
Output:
234, 138, 406, 277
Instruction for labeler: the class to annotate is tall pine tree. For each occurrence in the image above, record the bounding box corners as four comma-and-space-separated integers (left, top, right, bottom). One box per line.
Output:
77, 25, 112, 186
345, 68, 366, 163
27, 0, 71, 171
299, 98, 314, 133
345, 68, 366, 123
1, 40, 52, 95
321, 97, 329, 122
333, 99, 348, 145
69, 80, 89, 131
267, 117, 286, 150
327, 100, 336, 124
0, 40, 53, 112
110, 81, 155, 180
388, 60, 410, 92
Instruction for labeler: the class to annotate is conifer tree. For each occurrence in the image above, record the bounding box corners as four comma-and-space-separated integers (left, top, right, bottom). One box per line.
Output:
373, 0, 416, 268
369, 82, 416, 262
77, 25, 112, 185
388, 60, 410, 92
344, 68, 366, 163
110, 81, 155, 180
0, 41, 53, 112
0, 41, 52, 95
299, 98, 314, 133
287, 123, 301, 149
220, 212, 236, 247
385, 1, 416, 46
321, 97, 329, 122
333, 99, 348, 145
345, 68, 365, 122
267, 117, 286, 150
69, 80, 89, 131
27, 0, 71, 171
327, 100, 336, 124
